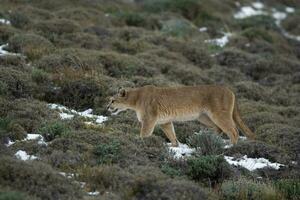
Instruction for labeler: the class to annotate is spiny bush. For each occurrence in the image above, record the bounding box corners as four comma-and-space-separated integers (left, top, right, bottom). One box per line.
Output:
4, 99, 54, 133
221, 178, 283, 200
0, 156, 83, 200
187, 155, 232, 184
187, 130, 225, 155
93, 140, 121, 164
45, 78, 105, 110
160, 18, 197, 37
0, 68, 36, 99
37, 121, 70, 142
8, 33, 54, 60
31, 68, 50, 84
33, 19, 81, 42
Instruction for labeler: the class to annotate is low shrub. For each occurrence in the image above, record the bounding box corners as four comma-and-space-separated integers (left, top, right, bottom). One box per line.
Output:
160, 18, 197, 37
37, 121, 70, 142
235, 15, 278, 30
0, 190, 30, 200
221, 178, 282, 200
187, 130, 225, 155
33, 19, 81, 42
31, 68, 50, 84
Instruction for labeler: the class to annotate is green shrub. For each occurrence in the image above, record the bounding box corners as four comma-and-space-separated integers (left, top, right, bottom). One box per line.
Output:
235, 15, 278, 30
187, 155, 232, 183
187, 130, 225, 155
8, 33, 54, 60
160, 163, 183, 177
9, 11, 31, 29
37, 121, 70, 141
93, 140, 121, 164
274, 179, 300, 200
0, 191, 27, 200
221, 178, 282, 200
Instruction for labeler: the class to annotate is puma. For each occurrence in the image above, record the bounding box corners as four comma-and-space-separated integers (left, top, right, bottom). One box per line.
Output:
107, 85, 255, 147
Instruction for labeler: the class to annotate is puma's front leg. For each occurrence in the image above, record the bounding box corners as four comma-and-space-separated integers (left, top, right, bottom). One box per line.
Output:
140, 117, 157, 138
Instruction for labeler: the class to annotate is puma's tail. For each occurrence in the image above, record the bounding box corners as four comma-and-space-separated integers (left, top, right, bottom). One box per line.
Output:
233, 100, 255, 140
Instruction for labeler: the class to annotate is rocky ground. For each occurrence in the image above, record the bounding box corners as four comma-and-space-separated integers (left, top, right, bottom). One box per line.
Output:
0, 0, 299, 199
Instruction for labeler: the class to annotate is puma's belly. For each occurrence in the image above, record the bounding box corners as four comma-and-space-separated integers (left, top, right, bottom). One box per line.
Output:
157, 112, 200, 124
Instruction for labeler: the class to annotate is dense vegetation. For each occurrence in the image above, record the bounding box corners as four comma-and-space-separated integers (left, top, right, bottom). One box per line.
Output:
0, 0, 299, 199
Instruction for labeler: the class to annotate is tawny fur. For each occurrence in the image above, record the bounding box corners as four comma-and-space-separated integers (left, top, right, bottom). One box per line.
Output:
107, 85, 255, 147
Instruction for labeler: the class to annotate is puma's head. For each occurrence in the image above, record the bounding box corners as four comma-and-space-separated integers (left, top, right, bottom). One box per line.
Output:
107, 88, 132, 115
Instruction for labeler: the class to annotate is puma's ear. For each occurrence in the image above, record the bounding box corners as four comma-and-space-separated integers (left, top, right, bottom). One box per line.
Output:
118, 88, 127, 97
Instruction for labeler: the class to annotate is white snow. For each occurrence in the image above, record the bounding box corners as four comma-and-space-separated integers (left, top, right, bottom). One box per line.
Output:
199, 27, 208, 32
0, 18, 10, 25
167, 143, 195, 159
59, 172, 75, 179
87, 191, 100, 196
5, 139, 15, 147
224, 155, 284, 171
24, 133, 47, 145
285, 7, 295, 13
272, 11, 287, 22
205, 32, 232, 47
252, 2, 264, 9
0, 44, 21, 57
15, 150, 38, 161
48, 103, 108, 125
234, 6, 267, 19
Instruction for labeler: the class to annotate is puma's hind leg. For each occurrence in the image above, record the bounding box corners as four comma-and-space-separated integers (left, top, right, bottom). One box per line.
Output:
209, 112, 239, 144
198, 114, 222, 134
160, 122, 179, 147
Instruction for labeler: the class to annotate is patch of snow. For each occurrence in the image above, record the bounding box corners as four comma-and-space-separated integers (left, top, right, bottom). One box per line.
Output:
59, 112, 74, 120
285, 7, 295, 13
272, 11, 287, 23
59, 172, 75, 179
167, 143, 195, 159
88, 191, 100, 196
199, 27, 207, 32
0, 44, 21, 57
234, 6, 267, 19
0, 18, 10, 25
224, 155, 284, 171
15, 150, 38, 161
24, 133, 47, 146
205, 32, 232, 47
5, 139, 15, 147
252, 2, 264, 10
48, 103, 108, 125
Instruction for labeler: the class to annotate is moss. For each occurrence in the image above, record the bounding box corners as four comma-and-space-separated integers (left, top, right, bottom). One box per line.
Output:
8, 33, 54, 60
